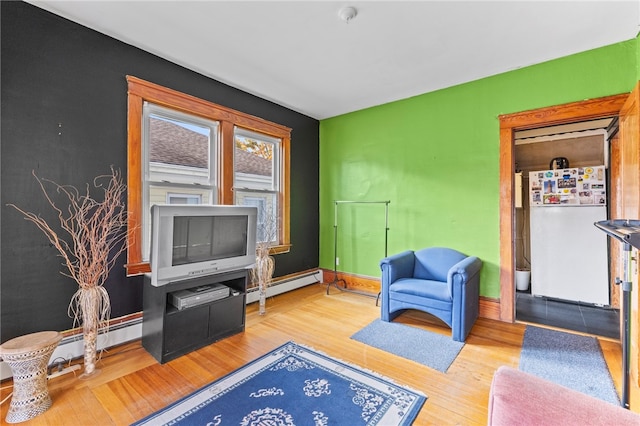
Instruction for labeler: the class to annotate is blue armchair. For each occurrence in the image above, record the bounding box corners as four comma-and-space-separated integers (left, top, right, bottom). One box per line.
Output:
380, 247, 482, 342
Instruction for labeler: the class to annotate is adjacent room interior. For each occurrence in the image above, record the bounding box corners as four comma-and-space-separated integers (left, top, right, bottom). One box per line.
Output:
514, 120, 621, 339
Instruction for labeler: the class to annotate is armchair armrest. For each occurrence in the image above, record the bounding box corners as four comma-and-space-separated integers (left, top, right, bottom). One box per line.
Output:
447, 256, 482, 297
449, 255, 482, 341
380, 250, 415, 288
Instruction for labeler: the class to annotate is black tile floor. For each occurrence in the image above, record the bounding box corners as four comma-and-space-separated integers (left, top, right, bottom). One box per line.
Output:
516, 290, 620, 339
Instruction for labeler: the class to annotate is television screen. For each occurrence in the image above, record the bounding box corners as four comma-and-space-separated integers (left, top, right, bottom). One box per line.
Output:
172, 215, 248, 266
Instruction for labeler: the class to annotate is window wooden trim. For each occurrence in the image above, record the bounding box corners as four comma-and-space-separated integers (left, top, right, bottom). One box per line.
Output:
126, 76, 292, 276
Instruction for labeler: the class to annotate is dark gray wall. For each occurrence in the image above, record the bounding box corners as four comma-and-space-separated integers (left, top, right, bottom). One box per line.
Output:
1, 1, 319, 341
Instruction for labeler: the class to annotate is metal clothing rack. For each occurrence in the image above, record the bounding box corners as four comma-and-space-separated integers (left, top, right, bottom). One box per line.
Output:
326, 200, 390, 302
594, 219, 640, 410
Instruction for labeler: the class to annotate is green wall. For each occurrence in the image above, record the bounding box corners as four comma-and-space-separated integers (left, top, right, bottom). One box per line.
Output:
319, 37, 638, 298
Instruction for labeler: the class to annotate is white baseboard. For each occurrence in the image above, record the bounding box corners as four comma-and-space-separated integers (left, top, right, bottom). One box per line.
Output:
0, 319, 143, 381
1, 269, 322, 381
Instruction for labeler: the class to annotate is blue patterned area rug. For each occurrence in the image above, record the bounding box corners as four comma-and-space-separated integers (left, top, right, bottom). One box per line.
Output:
133, 341, 425, 425
519, 325, 620, 405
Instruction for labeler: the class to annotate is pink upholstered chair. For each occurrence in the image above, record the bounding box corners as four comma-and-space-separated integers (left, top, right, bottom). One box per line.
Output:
488, 366, 640, 425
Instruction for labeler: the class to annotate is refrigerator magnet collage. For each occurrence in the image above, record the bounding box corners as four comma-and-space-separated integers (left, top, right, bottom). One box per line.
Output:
529, 165, 607, 206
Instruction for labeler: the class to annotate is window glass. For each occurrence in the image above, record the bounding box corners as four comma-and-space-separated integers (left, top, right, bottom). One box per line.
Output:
167, 193, 202, 204
234, 128, 280, 244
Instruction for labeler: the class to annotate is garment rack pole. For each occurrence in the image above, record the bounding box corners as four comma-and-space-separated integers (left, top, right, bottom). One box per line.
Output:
326, 200, 390, 302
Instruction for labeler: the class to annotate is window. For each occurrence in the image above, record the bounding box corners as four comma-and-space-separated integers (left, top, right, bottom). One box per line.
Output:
141, 103, 218, 259
126, 76, 291, 275
234, 128, 280, 244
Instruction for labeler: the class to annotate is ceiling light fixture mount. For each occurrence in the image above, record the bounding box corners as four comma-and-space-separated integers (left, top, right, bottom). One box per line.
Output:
338, 6, 358, 24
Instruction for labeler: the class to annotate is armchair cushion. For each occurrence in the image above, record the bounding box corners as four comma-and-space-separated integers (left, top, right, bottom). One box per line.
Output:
414, 247, 466, 282
391, 279, 450, 302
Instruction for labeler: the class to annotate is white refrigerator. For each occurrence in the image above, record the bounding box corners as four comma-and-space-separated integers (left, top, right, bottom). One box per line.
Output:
528, 165, 609, 306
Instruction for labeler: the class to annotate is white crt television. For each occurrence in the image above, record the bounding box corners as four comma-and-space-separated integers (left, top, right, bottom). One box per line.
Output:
149, 204, 258, 287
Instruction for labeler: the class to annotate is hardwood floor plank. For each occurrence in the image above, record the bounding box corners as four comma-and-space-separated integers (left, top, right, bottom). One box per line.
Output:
0, 282, 634, 425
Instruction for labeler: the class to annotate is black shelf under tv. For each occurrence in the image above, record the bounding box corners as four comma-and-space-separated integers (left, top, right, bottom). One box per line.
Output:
142, 268, 247, 364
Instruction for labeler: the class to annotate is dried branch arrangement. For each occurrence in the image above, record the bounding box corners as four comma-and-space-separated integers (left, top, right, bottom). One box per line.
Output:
8, 167, 128, 378
250, 212, 277, 315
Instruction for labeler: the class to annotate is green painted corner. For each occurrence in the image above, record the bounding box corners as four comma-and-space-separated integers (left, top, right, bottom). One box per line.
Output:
319, 38, 638, 299
637, 32, 640, 81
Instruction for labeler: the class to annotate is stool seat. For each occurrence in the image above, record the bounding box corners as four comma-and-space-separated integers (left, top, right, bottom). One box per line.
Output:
0, 331, 62, 423
0, 331, 62, 355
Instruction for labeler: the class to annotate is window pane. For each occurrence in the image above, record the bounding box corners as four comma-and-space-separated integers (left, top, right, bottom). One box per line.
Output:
167, 193, 202, 204
235, 190, 277, 244
233, 129, 280, 246
149, 185, 212, 206
234, 132, 277, 190
149, 114, 211, 183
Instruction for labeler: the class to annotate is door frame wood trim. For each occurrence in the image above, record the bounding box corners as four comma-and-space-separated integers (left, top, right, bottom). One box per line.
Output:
618, 83, 640, 385
498, 94, 628, 322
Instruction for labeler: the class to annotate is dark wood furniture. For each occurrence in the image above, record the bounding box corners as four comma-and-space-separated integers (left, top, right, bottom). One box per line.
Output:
142, 269, 247, 363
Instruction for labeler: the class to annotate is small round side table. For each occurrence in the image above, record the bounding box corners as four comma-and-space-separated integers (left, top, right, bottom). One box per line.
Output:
0, 331, 62, 423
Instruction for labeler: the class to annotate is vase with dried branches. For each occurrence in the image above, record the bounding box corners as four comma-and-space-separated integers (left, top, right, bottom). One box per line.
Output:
8, 167, 128, 378
250, 212, 277, 315
251, 242, 274, 315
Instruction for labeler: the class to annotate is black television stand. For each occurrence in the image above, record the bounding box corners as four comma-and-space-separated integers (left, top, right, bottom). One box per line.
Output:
141, 268, 247, 364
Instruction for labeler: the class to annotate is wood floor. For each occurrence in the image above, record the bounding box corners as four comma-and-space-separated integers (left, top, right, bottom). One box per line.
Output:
1, 283, 636, 425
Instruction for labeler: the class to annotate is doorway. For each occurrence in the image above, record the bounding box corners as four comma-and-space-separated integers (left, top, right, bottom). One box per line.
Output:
497, 93, 629, 325
512, 121, 620, 338
499, 84, 640, 388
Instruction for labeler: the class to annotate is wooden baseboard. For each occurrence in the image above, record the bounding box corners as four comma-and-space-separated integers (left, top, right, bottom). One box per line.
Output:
322, 269, 380, 295
321, 268, 505, 322
479, 297, 501, 321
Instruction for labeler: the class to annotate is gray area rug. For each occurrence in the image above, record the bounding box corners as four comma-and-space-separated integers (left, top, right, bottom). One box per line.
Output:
519, 325, 620, 405
351, 319, 464, 373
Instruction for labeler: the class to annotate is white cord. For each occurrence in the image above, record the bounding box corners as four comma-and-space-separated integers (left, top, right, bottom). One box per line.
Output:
0, 390, 13, 406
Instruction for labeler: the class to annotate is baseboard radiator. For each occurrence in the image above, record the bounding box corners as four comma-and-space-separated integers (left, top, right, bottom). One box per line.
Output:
245, 269, 322, 304
0, 269, 322, 381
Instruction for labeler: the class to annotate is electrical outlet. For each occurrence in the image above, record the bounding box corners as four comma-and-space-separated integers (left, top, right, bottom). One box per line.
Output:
336, 257, 339, 266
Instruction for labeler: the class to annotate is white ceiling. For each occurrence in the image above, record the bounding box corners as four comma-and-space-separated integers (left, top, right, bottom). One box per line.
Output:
28, 1, 640, 120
